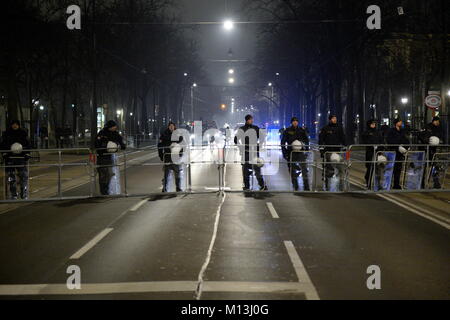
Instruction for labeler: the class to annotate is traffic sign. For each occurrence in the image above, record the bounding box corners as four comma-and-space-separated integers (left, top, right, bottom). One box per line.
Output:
425, 95, 441, 109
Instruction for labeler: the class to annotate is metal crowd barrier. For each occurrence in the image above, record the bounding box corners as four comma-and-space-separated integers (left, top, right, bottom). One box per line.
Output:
0, 143, 449, 203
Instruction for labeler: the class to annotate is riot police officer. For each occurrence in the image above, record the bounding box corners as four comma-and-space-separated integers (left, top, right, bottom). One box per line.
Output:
361, 119, 384, 188
418, 116, 445, 188
319, 115, 347, 190
281, 117, 310, 191
1, 120, 31, 200
234, 115, 267, 191
386, 118, 410, 189
158, 122, 184, 192
95, 120, 126, 195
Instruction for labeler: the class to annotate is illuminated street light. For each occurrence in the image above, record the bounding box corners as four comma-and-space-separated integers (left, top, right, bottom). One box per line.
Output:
223, 20, 234, 31
39, 105, 45, 111
401, 97, 408, 104
116, 110, 122, 115
130, 113, 133, 116
447, 90, 450, 96
228, 69, 234, 74
192, 83, 197, 87
228, 78, 235, 84
183, 73, 188, 77
268, 82, 273, 87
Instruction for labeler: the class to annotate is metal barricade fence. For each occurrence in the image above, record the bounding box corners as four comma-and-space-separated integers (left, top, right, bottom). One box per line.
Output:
0, 143, 449, 202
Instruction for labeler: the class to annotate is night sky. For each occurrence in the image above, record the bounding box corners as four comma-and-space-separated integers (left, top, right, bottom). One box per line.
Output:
178, 0, 258, 86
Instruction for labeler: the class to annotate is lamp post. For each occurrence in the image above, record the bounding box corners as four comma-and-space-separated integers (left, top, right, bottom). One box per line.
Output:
191, 83, 197, 122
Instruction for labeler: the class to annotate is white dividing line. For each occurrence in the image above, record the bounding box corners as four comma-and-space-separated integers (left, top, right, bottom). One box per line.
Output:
129, 199, 148, 212
348, 177, 450, 230
379, 193, 450, 230
195, 165, 228, 300
69, 228, 114, 260
0, 281, 306, 296
283, 241, 320, 300
266, 202, 280, 219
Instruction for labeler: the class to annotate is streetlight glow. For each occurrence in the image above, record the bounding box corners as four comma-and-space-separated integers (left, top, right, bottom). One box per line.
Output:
192, 83, 197, 87
268, 82, 273, 87
223, 20, 234, 30
228, 77, 235, 84
228, 69, 234, 74
401, 97, 408, 104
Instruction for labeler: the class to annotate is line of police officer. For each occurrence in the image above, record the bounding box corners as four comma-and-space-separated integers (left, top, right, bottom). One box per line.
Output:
235, 114, 445, 191
0, 115, 445, 199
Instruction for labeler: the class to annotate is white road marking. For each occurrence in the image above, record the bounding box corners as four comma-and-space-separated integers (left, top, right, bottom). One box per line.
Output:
129, 199, 147, 212
379, 193, 450, 230
266, 202, 279, 219
0, 281, 307, 296
283, 241, 320, 300
69, 228, 114, 260
195, 192, 227, 300
348, 177, 450, 230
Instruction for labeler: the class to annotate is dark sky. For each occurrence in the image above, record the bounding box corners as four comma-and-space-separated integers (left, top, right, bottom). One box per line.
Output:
178, 0, 258, 86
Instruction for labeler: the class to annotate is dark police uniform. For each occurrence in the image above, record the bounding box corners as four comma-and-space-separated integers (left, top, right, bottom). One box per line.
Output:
95, 123, 126, 195
361, 121, 384, 188
0, 122, 31, 199
234, 123, 266, 190
318, 121, 347, 190
158, 127, 184, 192
418, 121, 444, 188
281, 125, 310, 191
386, 126, 410, 189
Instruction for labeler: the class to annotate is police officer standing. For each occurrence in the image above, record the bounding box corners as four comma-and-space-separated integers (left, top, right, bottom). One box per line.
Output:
95, 120, 126, 195
361, 119, 384, 188
386, 118, 410, 189
234, 115, 267, 191
319, 115, 347, 190
281, 117, 310, 191
419, 116, 444, 188
1, 120, 31, 200
158, 122, 184, 192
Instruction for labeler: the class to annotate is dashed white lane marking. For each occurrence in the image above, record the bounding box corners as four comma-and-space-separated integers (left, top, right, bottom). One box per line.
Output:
0, 281, 307, 296
283, 241, 320, 300
129, 199, 147, 212
69, 228, 114, 260
266, 202, 279, 219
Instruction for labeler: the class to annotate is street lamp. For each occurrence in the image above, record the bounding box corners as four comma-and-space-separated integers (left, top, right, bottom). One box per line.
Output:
190, 83, 197, 122
223, 20, 234, 31
183, 72, 188, 77
228, 69, 234, 74
228, 78, 235, 84
401, 97, 408, 104
39, 105, 45, 111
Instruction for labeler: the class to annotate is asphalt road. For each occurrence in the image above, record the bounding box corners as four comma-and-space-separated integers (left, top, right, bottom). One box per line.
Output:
0, 147, 449, 300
